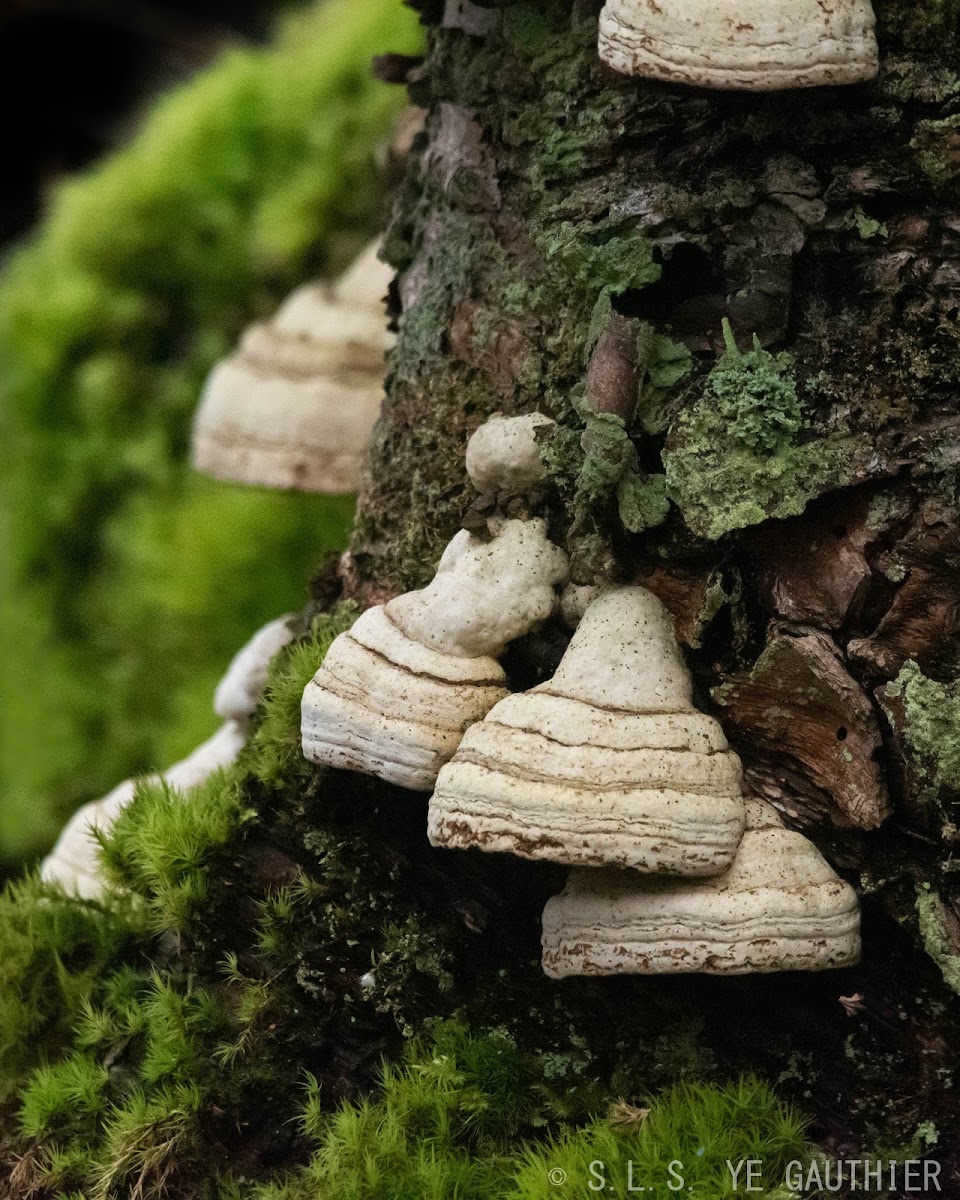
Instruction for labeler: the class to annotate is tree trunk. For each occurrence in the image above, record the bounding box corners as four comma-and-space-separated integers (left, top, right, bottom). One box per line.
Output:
6, 4, 960, 1195
342, 0, 960, 1175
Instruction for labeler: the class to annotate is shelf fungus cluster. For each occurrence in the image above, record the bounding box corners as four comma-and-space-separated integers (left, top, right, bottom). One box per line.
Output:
41, 615, 294, 899
191, 239, 393, 493
300, 518, 568, 790
428, 587, 747, 874
598, 0, 879, 92
541, 801, 861, 978
297, 411, 861, 978
429, 586, 861, 978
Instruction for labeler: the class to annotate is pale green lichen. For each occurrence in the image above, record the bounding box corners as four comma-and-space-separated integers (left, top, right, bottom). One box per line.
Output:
546, 223, 661, 303
618, 472, 670, 534
916, 886, 960, 995
849, 206, 890, 240
886, 660, 960, 804
664, 322, 843, 540
708, 323, 803, 454
637, 333, 693, 435
542, 404, 670, 579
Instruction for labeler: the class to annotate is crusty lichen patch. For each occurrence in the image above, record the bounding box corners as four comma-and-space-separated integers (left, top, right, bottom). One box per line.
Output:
917, 885, 960, 996
886, 660, 960, 806
663, 323, 845, 540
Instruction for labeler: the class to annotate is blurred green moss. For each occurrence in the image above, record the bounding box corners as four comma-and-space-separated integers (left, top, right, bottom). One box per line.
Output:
0, 0, 423, 864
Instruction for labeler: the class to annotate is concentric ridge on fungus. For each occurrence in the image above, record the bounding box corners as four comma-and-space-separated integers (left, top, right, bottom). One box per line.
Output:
428, 586, 747, 872
541, 801, 862, 977
598, 0, 879, 92
301, 519, 569, 790
191, 239, 394, 493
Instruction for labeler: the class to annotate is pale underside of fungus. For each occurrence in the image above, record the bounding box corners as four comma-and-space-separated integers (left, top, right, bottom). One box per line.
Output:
464, 412, 557, 495
597, 0, 880, 92
191, 239, 394, 493
541, 800, 861, 978
428, 586, 747, 872
300, 519, 569, 791
214, 614, 295, 726
40, 720, 246, 900
41, 614, 296, 898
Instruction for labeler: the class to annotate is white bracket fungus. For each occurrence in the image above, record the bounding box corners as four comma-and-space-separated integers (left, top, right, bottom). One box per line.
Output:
214, 614, 295, 727
191, 239, 394, 493
464, 413, 557, 495
40, 721, 246, 900
428, 586, 747, 872
598, 0, 880, 91
300, 519, 569, 790
41, 613, 296, 898
541, 799, 861, 977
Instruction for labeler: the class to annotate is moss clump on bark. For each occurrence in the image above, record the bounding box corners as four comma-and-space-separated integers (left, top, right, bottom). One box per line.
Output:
245, 605, 360, 791
0, 878, 142, 1099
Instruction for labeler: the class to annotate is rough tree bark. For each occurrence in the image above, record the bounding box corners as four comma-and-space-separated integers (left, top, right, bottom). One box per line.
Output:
332, 0, 960, 1179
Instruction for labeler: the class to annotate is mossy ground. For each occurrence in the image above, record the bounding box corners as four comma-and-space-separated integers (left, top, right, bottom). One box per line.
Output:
1, 609, 957, 1197
0, 0, 421, 865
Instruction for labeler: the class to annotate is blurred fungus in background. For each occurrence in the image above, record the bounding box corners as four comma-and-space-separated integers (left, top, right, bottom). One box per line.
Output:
0, 0, 423, 871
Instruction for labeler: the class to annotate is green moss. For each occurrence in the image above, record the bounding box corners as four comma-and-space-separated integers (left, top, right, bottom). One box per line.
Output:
0, 0, 421, 864
99, 771, 252, 933
911, 115, 960, 190
664, 322, 845, 540
16, 971, 227, 1198
515, 1077, 810, 1200
245, 604, 359, 790
0, 876, 142, 1097
916, 887, 960, 996
247, 1030, 809, 1200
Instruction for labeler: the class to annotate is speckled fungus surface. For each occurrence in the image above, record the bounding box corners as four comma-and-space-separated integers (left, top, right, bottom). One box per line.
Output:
465, 413, 556, 495
597, 0, 879, 92
428, 586, 746, 872
541, 800, 861, 978
301, 519, 569, 790
191, 238, 393, 492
